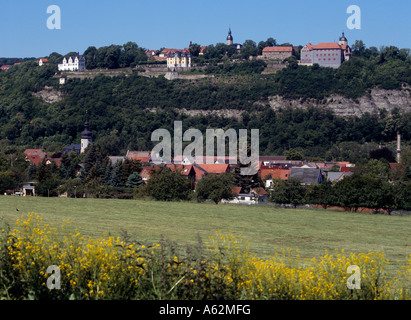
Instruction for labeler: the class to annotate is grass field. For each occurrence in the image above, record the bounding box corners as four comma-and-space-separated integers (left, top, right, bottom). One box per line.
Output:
1, 195, 410, 275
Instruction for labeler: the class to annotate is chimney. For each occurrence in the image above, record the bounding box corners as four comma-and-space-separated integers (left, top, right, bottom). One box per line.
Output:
397, 133, 401, 163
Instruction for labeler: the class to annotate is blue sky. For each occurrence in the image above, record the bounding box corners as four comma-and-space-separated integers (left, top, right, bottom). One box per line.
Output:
1, 0, 410, 58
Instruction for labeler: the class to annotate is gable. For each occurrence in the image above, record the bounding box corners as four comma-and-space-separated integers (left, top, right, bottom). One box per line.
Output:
290, 168, 322, 184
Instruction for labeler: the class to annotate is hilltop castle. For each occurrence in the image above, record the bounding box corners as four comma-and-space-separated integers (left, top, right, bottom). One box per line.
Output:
300, 32, 352, 69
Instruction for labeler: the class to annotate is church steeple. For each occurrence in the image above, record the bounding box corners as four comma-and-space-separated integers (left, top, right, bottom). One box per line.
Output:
80, 111, 93, 153
339, 32, 348, 46
227, 28, 233, 46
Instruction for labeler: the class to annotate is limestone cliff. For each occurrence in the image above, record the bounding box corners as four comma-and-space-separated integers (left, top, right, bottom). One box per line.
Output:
267, 87, 411, 117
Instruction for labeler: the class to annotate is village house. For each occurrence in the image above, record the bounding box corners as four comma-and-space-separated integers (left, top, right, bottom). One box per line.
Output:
38, 58, 48, 66
289, 167, 324, 185
58, 55, 86, 71
223, 186, 268, 205
260, 167, 291, 189
300, 32, 352, 68
24, 149, 47, 166
59, 75, 67, 85
260, 46, 293, 61
22, 182, 36, 196
327, 171, 353, 183
166, 50, 192, 70
126, 150, 151, 163
173, 155, 236, 165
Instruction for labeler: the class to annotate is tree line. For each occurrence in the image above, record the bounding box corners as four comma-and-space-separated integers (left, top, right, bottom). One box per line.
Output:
1, 55, 410, 161
1, 142, 409, 213
270, 157, 411, 213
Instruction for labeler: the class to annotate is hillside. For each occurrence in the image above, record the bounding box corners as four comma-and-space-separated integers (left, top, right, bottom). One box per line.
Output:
0, 54, 410, 159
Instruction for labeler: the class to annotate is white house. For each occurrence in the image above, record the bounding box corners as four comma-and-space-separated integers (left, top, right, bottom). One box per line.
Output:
166, 50, 191, 70
58, 55, 86, 71
38, 58, 48, 66
59, 75, 67, 85
222, 187, 269, 205
22, 182, 36, 196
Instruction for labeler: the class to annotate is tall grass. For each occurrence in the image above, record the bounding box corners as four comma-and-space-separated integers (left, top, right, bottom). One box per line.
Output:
1, 213, 410, 300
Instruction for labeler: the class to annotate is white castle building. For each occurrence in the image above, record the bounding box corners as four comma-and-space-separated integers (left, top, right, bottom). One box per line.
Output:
58, 55, 86, 71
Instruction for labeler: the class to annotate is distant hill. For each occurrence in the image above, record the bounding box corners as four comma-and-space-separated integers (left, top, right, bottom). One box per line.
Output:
0, 52, 410, 161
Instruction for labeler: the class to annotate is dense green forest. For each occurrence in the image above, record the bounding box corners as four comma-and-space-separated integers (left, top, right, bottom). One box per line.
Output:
0, 41, 410, 161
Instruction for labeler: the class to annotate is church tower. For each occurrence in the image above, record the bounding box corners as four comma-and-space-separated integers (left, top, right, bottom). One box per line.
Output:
80, 112, 93, 153
227, 28, 233, 46
339, 32, 348, 46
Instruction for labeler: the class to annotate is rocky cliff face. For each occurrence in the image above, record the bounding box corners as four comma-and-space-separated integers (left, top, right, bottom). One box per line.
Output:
32, 86, 64, 103
267, 87, 411, 117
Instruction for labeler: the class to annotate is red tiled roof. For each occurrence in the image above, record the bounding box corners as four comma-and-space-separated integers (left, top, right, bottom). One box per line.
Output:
251, 187, 268, 196
166, 164, 194, 176
129, 156, 151, 163
140, 166, 162, 179
24, 148, 45, 154
260, 169, 290, 180
263, 46, 293, 52
196, 164, 230, 174
161, 48, 189, 55
26, 155, 43, 166
24, 149, 47, 159
126, 151, 151, 162
193, 166, 207, 181
306, 42, 344, 50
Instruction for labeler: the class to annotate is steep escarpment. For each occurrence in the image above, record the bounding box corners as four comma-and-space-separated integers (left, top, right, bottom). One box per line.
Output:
267, 86, 411, 117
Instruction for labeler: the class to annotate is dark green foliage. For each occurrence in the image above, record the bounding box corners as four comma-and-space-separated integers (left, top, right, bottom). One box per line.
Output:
232, 163, 264, 194
305, 180, 335, 209
270, 178, 307, 208
1, 56, 410, 160
195, 173, 234, 204
285, 149, 304, 160
125, 172, 144, 188
204, 60, 266, 75
0, 171, 19, 193
108, 160, 123, 187
145, 167, 191, 201
83, 42, 148, 69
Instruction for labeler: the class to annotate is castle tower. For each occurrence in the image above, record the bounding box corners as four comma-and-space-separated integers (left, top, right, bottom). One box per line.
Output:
227, 28, 233, 46
339, 32, 348, 46
80, 112, 93, 153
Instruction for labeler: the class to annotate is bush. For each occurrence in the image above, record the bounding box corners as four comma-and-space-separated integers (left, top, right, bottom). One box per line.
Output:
145, 168, 192, 201
1, 214, 410, 300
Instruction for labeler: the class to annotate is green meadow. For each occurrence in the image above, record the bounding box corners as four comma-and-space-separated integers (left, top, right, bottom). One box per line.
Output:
1, 195, 410, 273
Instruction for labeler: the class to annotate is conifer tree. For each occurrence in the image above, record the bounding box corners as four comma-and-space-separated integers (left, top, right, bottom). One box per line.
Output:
126, 172, 144, 188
